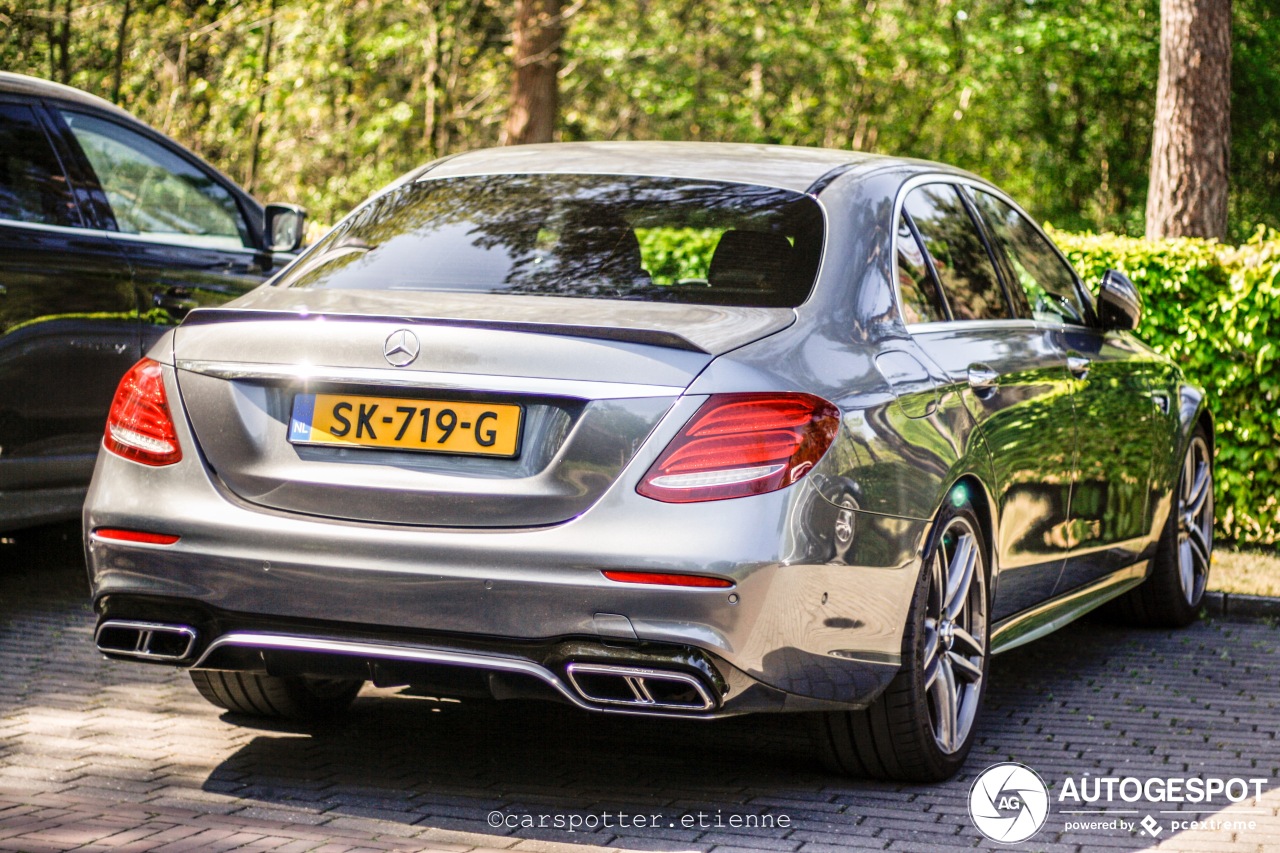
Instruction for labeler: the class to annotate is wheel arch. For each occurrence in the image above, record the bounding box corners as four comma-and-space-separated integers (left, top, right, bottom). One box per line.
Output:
1179, 382, 1213, 458
949, 472, 998, 585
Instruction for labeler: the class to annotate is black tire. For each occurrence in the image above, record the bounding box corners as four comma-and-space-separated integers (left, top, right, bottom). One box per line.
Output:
813, 501, 991, 782
1105, 424, 1213, 628
189, 670, 363, 720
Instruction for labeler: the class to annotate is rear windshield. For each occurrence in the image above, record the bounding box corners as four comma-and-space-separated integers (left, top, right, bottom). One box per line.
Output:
278, 174, 824, 308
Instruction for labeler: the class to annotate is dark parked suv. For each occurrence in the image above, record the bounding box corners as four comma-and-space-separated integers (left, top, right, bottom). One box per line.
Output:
0, 72, 303, 531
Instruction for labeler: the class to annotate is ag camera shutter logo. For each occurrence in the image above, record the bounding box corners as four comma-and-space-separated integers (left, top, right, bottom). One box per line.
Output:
969, 762, 1050, 843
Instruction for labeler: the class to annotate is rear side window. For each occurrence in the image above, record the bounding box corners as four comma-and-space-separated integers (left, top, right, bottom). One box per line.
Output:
903, 184, 1010, 321
279, 174, 825, 308
0, 103, 79, 227
895, 214, 947, 324
971, 190, 1087, 325
60, 110, 250, 250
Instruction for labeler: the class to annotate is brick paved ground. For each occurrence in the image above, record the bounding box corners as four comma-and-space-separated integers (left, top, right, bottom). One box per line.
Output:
1, 524, 1277, 853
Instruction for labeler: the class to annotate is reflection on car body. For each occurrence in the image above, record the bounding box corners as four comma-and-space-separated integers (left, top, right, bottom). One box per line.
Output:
0, 72, 303, 531
84, 142, 1213, 782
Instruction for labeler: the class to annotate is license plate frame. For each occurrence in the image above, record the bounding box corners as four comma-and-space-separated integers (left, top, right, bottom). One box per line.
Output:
288, 392, 523, 458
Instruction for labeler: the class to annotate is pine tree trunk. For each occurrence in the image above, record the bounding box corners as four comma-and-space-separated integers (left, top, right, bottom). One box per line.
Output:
502, 0, 562, 146
110, 0, 132, 105
1145, 0, 1232, 240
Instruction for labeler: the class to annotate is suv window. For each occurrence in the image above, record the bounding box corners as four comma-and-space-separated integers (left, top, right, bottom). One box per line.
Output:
903, 184, 1010, 321
972, 190, 1087, 325
895, 213, 947, 323
59, 109, 250, 250
0, 103, 79, 227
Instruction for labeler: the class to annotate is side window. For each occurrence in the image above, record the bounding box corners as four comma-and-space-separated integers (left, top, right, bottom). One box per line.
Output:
0, 103, 79, 227
903, 184, 1010, 321
972, 190, 1087, 325
895, 213, 948, 323
58, 109, 250, 250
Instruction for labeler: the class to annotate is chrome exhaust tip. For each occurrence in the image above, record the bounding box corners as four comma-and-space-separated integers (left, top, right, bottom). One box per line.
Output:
95, 620, 197, 662
565, 663, 716, 711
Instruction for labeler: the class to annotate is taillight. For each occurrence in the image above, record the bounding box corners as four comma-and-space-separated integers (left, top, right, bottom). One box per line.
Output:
637, 393, 839, 503
104, 358, 182, 466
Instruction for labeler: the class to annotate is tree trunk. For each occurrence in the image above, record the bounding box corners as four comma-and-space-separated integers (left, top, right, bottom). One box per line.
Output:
245, 0, 278, 193
57, 0, 71, 83
502, 0, 562, 145
111, 0, 132, 105
1145, 0, 1232, 240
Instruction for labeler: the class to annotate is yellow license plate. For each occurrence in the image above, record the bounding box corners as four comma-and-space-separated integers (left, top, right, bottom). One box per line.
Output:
288, 393, 522, 457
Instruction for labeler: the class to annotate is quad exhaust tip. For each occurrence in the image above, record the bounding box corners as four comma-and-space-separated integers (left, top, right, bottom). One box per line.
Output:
565, 662, 716, 712
96, 620, 197, 662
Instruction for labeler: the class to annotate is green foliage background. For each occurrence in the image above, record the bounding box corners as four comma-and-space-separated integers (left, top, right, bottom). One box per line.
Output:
2, 0, 1278, 236
3, 0, 1278, 546
1054, 229, 1280, 547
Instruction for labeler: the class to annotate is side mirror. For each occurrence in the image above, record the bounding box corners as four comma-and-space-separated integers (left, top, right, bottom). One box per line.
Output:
1096, 269, 1141, 331
264, 203, 306, 253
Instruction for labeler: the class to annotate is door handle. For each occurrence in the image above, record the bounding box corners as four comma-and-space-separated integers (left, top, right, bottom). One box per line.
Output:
967, 363, 1000, 392
1067, 355, 1091, 378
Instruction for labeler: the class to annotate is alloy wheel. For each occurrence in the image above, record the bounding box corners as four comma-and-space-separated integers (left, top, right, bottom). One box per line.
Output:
1177, 435, 1213, 606
923, 516, 987, 754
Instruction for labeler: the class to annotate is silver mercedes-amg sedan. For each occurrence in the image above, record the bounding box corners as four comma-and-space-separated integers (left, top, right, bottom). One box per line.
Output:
84, 142, 1213, 782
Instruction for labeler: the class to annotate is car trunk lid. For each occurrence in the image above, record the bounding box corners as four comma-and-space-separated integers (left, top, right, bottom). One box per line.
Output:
171, 295, 794, 528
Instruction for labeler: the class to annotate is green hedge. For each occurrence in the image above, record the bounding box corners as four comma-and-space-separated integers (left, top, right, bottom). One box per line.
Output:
1051, 227, 1280, 548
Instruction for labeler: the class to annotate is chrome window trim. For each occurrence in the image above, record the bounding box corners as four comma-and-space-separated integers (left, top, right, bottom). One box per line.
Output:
0, 216, 92, 237
890, 174, 1096, 331
0, 214, 263, 256
175, 359, 686, 400
99, 228, 259, 254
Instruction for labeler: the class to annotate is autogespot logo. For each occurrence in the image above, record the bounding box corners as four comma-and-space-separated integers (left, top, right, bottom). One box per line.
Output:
969, 762, 1051, 843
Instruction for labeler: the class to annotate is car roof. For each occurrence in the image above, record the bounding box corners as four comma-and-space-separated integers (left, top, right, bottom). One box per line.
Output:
421, 141, 957, 194
0, 72, 141, 125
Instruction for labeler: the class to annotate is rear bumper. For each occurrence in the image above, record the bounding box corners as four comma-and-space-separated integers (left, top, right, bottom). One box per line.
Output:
84, 422, 926, 715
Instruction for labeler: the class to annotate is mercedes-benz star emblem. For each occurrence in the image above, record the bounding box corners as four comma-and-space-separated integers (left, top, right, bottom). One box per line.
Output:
383, 329, 420, 367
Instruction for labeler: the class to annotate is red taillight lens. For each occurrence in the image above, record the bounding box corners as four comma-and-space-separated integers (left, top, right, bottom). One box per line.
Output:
637, 393, 840, 503
92, 528, 180, 545
104, 358, 182, 466
602, 570, 733, 588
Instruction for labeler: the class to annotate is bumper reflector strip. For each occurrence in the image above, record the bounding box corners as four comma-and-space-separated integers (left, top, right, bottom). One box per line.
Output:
93, 528, 180, 546
601, 570, 733, 588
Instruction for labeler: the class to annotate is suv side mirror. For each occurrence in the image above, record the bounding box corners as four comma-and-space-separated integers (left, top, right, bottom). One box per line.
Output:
264, 203, 306, 253
1096, 269, 1141, 331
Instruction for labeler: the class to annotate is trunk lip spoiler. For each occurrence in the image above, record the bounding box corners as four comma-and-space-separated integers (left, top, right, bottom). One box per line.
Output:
174, 359, 686, 400
182, 307, 710, 354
